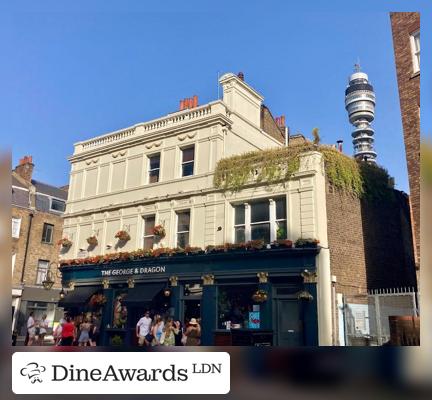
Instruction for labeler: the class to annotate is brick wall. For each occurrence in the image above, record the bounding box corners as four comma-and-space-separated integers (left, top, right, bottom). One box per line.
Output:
12, 206, 64, 289
390, 12, 420, 268
260, 105, 285, 143
326, 185, 417, 295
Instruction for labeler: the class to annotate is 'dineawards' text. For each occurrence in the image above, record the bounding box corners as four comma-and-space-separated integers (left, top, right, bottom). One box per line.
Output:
53, 364, 187, 382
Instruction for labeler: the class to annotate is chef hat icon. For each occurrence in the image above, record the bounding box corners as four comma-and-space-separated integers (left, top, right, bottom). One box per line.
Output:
20, 362, 46, 383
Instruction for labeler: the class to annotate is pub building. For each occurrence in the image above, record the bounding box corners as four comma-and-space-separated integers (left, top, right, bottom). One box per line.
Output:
58, 72, 416, 346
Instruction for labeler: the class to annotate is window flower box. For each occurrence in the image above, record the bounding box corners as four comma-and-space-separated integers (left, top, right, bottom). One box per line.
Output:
115, 230, 130, 242
185, 246, 204, 255
246, 240, 265, 251
295, 238, 320, 248
271, 239, 293, 249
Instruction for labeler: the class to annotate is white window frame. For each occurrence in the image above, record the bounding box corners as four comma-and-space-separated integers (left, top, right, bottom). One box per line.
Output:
410, 30, 420, 74
233, 197, 287, 244
12, 217, 21, 239
142, 214, 156, 249
49, 196, 66, 213
181, 145, 195, 177
147, 153, 161, 184
36, 260, 49, 285
41, 223, 54, 244
175, 210, 190, 248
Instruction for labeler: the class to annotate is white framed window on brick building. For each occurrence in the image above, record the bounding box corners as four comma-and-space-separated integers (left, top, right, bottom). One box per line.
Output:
148, 153, 160, 183
410, 30, 420, 73
142, 215, 156, 249
12, 217, 21, 238
50, 198, 66, 212
181, 146, 195, 177
176, 210, 190, 248
233, 197, 287, 244
41, 223, 54, 243
36, 259, 49, 285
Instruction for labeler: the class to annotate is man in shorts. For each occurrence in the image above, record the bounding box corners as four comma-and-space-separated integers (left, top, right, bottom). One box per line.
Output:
136, 311, 152, 346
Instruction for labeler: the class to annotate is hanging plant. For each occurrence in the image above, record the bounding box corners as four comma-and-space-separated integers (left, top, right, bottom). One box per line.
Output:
86, 236, 98, 246
152, 224, 166, 239
58, 238, 72, 248
252, 289, 268, 303
89, 293, 107, 306
115, 230, 130, 241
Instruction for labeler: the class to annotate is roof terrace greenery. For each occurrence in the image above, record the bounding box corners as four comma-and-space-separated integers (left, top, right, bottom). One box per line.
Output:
214, 130, 394, 200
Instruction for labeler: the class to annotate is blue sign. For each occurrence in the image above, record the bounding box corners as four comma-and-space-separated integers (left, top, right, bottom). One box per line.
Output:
248, 311, 260, 329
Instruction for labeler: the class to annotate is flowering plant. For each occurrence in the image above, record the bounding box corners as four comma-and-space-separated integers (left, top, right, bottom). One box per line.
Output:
185, 246, 204, 255
272, 239, 293, 248
246, 239, 265, 250
295, 238, 320, 248
152, 224, 166, 239
86, 236, 98, 246
58, 238, 72, 248
115, 230, 130, 241
252, 289, 268, 303
89, 293, 107, 306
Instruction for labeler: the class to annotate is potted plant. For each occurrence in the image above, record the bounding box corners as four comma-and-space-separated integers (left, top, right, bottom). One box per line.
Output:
205, 244, 226, 254
110, 334, 123, 346
252, 289, 268, 303
86, 235, 98, 246
58, 238, 72, 248
153, 247, 172, 257
172, 247, 186, 257
115, 230, 130, 242
246, 239, 265, 251
185, 246, 204, 255
272, 239, 293, 249
89, 293, 107, 307
152, 224, 166, 239
295, 238, 320, 248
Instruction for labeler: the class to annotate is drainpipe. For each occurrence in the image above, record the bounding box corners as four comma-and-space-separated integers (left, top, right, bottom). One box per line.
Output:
20, 213, 33, 283
285, 126, 289, 147
317, 248, 333, 345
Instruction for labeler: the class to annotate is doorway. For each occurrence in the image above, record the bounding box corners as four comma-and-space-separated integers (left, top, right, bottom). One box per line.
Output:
183, 299, 201, 323
276, 299, 303, 346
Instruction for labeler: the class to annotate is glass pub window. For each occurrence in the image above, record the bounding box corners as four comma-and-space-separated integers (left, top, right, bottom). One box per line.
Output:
410, 30, 420, 73
181, 146, 195, 177
176, 211, 190, 248
234, 204, 246, 243
41, 223, 54, 243
36, 260, 49, 285
275, 198, 287, 240
143, 215, 155, 249
148, 154, 160, 183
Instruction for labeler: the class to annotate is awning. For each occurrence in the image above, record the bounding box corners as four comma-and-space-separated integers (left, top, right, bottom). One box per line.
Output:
58, 286, 100, 308
122, 283, 165, 305
21, 286, 60, 303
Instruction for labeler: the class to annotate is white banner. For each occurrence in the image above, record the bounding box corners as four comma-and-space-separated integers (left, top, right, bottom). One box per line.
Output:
12, 352, 230, 394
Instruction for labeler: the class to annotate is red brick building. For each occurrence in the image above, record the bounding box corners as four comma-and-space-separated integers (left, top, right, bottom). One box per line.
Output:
390, 12, 420, 272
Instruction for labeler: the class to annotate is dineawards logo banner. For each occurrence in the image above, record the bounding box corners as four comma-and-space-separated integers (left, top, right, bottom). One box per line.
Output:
12, 352, 230, 394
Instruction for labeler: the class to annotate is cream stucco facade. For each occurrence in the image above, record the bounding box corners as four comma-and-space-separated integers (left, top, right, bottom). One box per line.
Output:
61, 73, 333, 345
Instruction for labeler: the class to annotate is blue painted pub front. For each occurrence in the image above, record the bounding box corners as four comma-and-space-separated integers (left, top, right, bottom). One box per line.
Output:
59, 247, 319, 346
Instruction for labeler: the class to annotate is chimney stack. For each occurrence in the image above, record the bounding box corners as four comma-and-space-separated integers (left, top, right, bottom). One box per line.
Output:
237, 72, 244, 81
15, 155, 34, 182
275, 115, 286, 127
336, 140, 343, 153
179, 95, 199, 111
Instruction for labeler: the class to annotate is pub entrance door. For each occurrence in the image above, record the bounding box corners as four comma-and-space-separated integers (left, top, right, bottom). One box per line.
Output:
276, 299, 303, 346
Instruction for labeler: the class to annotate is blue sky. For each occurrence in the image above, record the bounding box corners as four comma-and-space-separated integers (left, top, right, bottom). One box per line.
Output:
1, 1, 430, 193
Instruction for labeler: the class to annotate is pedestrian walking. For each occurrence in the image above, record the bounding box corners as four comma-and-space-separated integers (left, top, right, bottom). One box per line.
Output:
162, 318, 178, 346
136, 310, 152, 346
174, 320, 183, 346
60, 316, 76, 346
151, 314, 164, 346
26, 312, 36, 346
184, 318, 201, 346
78, 318, 92, 346
37, 314, 48, 345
